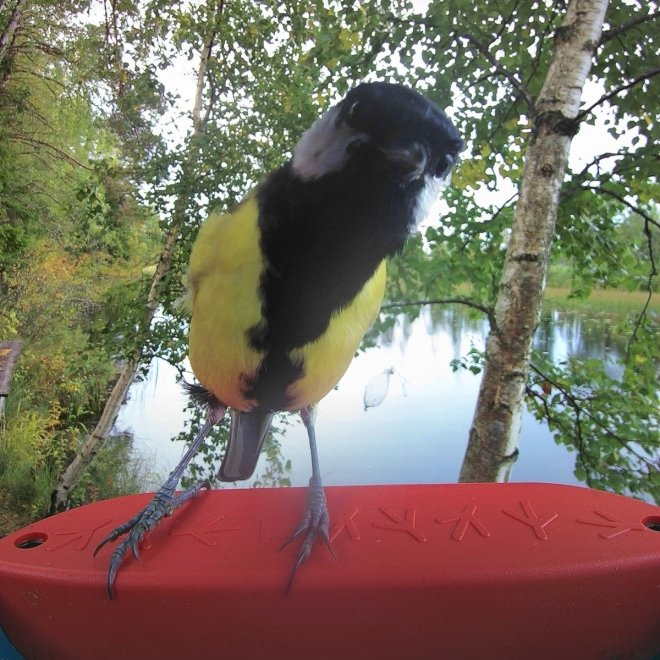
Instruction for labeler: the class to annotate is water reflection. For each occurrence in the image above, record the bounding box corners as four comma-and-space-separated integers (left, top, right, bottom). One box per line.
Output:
116, 303, 641, 493
535, 309, 625, 380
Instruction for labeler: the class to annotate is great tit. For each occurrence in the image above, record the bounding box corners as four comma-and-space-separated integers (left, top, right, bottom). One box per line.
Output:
96, 81, 464, 596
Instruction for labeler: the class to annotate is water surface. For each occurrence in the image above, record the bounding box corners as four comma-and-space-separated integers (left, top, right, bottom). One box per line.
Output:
115, 304, 613, 491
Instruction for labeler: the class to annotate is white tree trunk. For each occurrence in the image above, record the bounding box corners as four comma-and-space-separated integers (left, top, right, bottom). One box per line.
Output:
459, 0, 610, 482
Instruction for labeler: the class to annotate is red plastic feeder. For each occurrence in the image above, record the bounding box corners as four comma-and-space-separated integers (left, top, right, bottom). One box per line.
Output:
1, 483, 659, 659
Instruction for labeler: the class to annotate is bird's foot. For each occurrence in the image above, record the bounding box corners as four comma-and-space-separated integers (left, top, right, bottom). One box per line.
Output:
280, 477, 335, 593
94, 481, 207, 599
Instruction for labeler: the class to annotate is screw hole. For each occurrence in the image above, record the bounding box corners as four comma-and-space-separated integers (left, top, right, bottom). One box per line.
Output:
642, 516, 660, 532
14, 532, 48, 549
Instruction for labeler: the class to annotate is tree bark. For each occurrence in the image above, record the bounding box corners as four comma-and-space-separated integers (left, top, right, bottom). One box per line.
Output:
459, 0, 609, 482
0, 0, 24, 65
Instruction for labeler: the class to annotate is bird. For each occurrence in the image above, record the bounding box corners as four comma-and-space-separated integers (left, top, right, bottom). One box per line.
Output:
95, 81, 464, 597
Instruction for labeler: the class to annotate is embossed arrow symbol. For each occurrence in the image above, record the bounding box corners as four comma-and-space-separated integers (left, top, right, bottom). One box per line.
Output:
47, 519, 113, 552
437, 502, 491, 541
503, 501, 558, 540
374, 507, 426, 542
170, 515, 240, 546
576, 510, 645, 539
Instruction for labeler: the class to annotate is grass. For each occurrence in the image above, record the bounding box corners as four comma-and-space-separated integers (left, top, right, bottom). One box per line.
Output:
68, 434, 156, 508
0, 409, 57, 535
453, 281, 657, 315
543, 286, 659, 314
0, 411, 153, 537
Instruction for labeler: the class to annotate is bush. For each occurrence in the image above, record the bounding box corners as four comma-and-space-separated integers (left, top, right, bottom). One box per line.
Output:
0, 407, 62, 530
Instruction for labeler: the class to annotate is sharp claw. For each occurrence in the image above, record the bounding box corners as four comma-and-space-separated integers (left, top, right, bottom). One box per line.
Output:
95, 494, 174, 597
319, 529, 336, 559
104, 536, 134, 600
94, 511, 143, 558
97, 518, 151, 597
92, 412, 221, 599
286, 536, 314, 595
94, 525, 125, 557
93, 536, 110, 558
282, 486, 334, 594
279, 520, 308, 551
107, 551, 122, 600
130, 533, 141, 561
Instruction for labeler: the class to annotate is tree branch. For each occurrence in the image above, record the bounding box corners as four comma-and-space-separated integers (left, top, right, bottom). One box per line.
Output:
627, 214, 658, 351
525, 383, 597, 487
599, 10, 659, 45
31, 40, 65, 57
527, 363, 650, 462
524, 12, 557, 91
8, 133, 93, 170
591, 184, 660, 231
29, 181, 67, 207
575, 67, 660, 121
561, 147, 656, 203
460, 191, 519, 252
0, 0, 24, 59
494, 0, 522, 42
460, 32, 535, 112
572, 150, 625, 180
193, 0, 225, 131
12, 64, 66, 93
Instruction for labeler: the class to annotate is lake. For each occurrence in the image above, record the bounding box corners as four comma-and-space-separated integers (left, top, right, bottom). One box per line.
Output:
115, 299, 639, 493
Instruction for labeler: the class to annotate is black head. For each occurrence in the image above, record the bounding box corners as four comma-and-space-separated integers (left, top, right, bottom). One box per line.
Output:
292, 82, 465, 189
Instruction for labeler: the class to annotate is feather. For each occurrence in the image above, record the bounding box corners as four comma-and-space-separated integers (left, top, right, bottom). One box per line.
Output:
217, 408, 275, 481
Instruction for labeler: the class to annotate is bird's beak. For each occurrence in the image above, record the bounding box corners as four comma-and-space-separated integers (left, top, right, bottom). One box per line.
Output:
380, 141, 427, 181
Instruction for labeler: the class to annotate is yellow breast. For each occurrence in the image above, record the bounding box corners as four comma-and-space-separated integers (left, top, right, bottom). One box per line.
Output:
187, 197, 264, 411
284, 260, 386, 410
187, 196, 387, 412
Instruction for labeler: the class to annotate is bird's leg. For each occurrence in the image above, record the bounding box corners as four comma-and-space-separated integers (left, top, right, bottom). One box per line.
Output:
280, 404, 335, 592
94, 402, 226, 598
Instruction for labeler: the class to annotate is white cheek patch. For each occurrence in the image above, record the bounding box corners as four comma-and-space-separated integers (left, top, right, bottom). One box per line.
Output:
292, 106, 368, 180
410, 172, 451, 231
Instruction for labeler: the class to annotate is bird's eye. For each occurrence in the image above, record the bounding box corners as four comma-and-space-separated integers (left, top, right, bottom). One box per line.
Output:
347, 101, 359, 120
434, 154, 454, 178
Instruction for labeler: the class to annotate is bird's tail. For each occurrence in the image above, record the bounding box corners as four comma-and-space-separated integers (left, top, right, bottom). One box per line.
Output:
217, 408, 274, 481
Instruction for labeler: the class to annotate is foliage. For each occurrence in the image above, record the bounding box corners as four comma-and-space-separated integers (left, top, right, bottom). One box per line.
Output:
1, 0, 657, 522
0, 0, 161, 529
66, 434, 155, 508
0, 408, 148, 535
108, 0, 659, 500
527, 315, 659, 502
0, 407, 64, 527
368, 0, 658, 499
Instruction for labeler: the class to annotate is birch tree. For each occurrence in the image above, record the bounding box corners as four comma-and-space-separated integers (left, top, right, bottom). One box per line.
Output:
460, 0, 610, 481
374, 0, 658, 498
